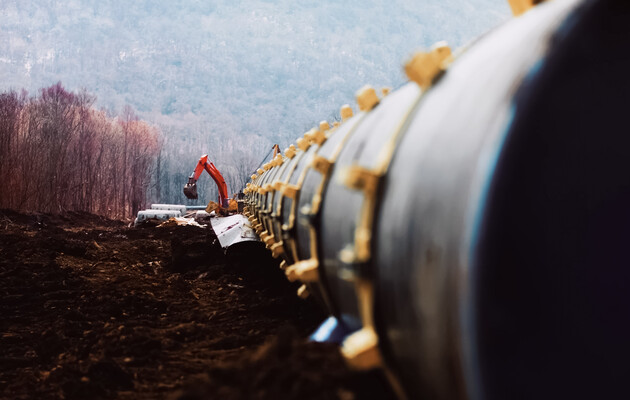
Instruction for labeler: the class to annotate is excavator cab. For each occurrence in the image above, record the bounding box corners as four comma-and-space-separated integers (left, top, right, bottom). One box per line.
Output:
183, 177, 199, 200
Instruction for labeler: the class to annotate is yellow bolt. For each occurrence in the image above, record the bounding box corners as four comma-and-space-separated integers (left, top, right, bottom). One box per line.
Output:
340, 104, 353, 121
507, 0, 539, 16
257, 168, 264, 175
281, 184, 299, 199
341, 327, 383, 370
285, 265, 299, 282
431, 41, 452, 60
304, 128, 317, 142
263, 234, 275, 246
270, 242, 285, 258
296, 259, 319, 282
404, 41, 452, 89
273, 154, 283, 167
297, 284, 310, 299
285, 145, 297, 159
311, 129, 325, 146
356, 85, 379, 112
296, 137, 310, 151
311, 155, 333, 175
381, 87, 391, 97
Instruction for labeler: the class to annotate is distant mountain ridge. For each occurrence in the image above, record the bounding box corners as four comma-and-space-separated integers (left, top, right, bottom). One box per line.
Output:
0, 0, 510, 203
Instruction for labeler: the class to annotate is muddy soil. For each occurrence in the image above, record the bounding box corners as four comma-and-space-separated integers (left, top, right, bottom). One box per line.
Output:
0, 210, 394, 399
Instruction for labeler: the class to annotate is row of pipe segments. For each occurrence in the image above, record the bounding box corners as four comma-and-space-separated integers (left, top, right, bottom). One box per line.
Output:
243, 0, 630, 399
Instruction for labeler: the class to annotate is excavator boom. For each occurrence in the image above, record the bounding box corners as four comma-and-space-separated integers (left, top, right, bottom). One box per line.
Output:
183, 154, 229, 209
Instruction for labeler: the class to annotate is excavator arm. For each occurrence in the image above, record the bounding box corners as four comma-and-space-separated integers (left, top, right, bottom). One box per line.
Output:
183, 154, 229, 209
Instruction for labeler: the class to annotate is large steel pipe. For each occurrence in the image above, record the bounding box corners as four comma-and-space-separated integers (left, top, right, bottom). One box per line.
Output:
244, 0, 630, 398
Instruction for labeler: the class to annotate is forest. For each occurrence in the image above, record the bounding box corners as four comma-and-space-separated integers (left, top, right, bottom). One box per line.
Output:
0, 83, 161, 218
0, 82, 268, 218
0, 0, 510, 214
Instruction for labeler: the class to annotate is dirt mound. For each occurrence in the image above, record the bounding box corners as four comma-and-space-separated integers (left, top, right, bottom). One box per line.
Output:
0, 210, 394, 399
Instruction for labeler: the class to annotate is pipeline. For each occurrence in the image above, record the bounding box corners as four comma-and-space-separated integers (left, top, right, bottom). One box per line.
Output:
244, 0, 630, 398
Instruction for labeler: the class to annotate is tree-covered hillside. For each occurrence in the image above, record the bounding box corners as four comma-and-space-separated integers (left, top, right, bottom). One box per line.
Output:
0, 0, 509, 205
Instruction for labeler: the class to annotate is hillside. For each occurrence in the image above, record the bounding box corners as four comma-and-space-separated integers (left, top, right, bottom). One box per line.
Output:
0, 0, 509, 204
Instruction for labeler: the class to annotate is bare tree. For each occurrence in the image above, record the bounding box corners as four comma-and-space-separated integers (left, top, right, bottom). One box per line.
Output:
0, 84, 162, 219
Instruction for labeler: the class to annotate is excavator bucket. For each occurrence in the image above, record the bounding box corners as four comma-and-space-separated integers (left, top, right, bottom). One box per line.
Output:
183, 178, 198, 200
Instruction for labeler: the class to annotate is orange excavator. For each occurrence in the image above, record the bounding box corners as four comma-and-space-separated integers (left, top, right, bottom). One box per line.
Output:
183, 154, 229, 210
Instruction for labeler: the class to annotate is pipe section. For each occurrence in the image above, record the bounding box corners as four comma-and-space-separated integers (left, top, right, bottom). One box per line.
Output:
244, 0, 630, 398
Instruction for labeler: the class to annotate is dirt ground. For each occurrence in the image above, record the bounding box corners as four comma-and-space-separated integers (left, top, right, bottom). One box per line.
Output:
0, 210, 395, 399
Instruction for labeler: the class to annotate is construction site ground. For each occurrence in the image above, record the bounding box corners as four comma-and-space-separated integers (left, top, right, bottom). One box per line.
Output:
0, 210, 394, 400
